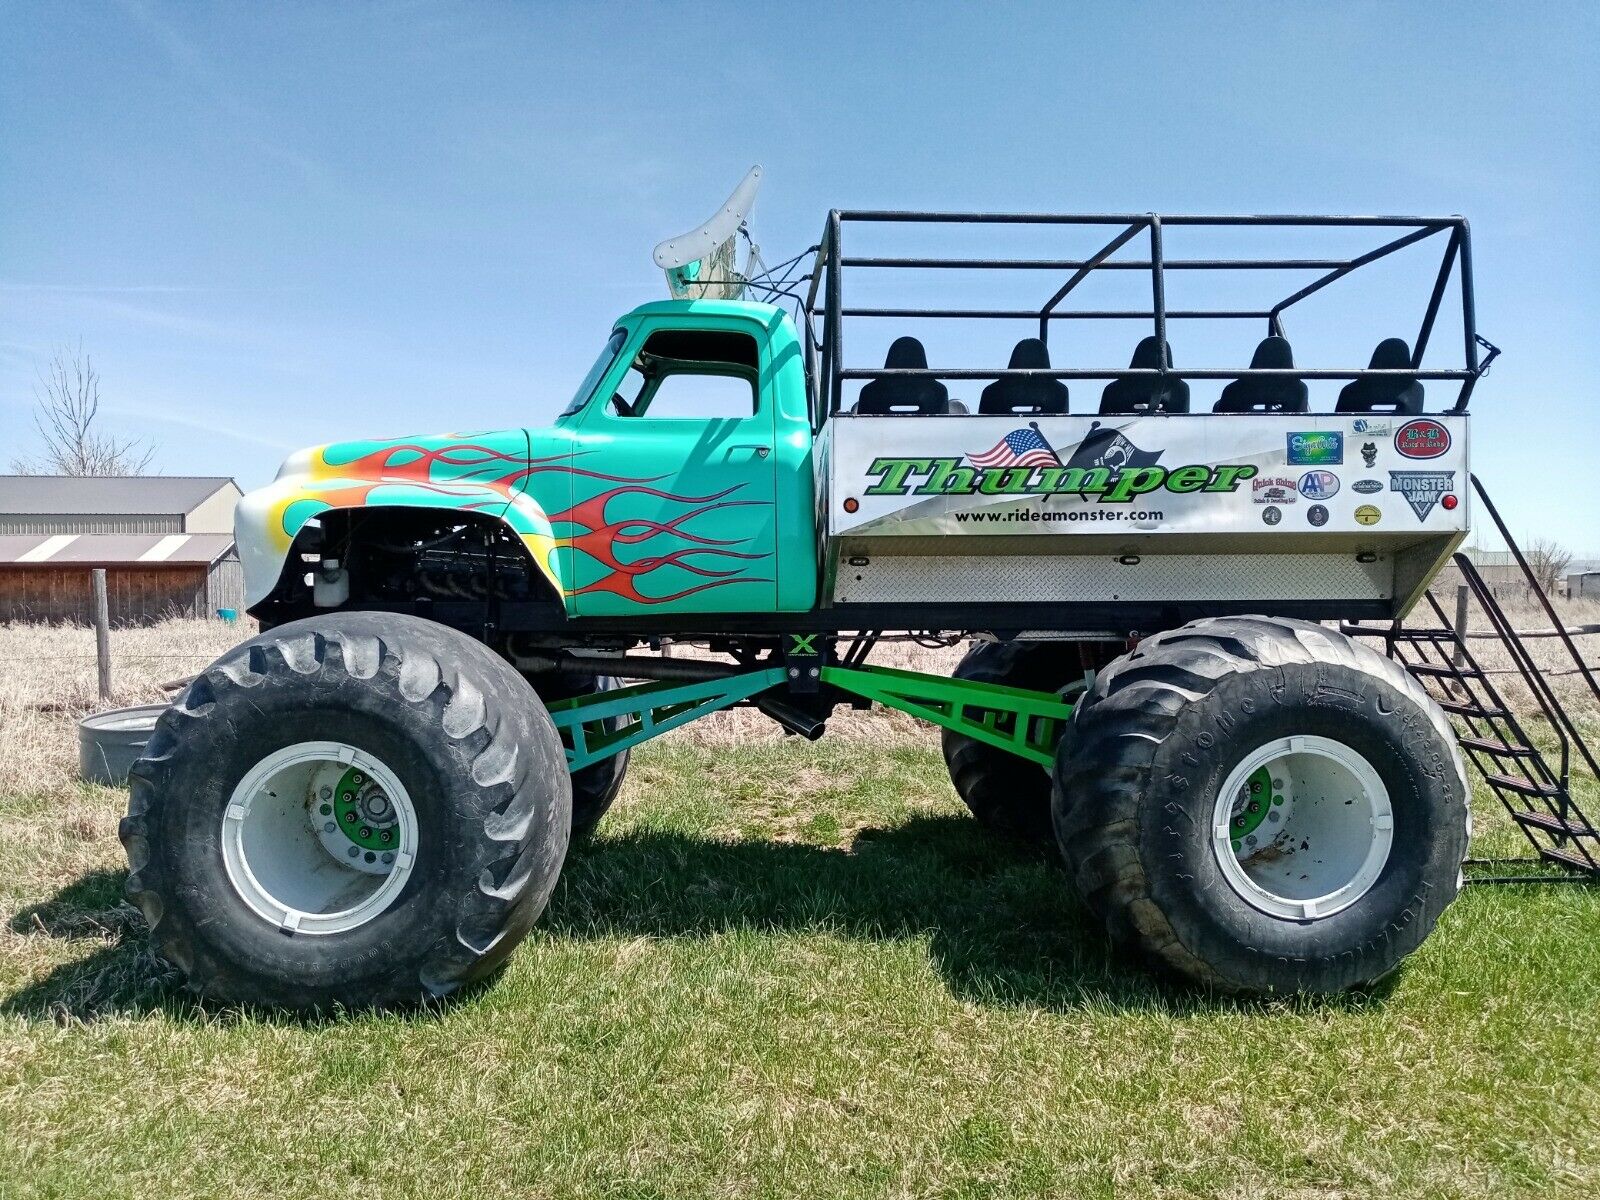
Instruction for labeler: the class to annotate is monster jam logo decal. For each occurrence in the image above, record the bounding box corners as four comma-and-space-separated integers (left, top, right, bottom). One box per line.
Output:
1389, 470, 1456, 520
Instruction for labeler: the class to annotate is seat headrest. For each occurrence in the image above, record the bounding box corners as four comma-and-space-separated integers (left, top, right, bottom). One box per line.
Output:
1128, 336, 1174, 369
1369, 337, 1412, 369
1251, 335, 1295, 369
1007, 338, 1051, 370
884, 336, 929, 369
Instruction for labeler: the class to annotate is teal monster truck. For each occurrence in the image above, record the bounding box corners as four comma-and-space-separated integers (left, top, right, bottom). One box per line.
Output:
122, 174, 1492, 1010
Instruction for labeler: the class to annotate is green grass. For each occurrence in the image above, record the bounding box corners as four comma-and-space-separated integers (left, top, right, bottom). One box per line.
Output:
3, 739, 1599, 1199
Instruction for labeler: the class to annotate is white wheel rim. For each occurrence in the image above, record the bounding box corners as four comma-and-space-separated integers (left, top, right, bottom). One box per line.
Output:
1210, 735, 1393, 921
221, 741, 418, 935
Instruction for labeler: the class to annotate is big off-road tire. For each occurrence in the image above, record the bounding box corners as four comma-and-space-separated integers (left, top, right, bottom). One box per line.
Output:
120, 612, 571, 1012
1053, 616, 1469, 995
522, 669, 629, 840
941, 640, 1116, 842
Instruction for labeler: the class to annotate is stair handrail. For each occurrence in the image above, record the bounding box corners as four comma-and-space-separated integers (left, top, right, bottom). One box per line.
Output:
1469, 473, 1600, 703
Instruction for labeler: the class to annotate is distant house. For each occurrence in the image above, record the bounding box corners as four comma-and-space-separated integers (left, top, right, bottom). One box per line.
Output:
0, 476, 244, 624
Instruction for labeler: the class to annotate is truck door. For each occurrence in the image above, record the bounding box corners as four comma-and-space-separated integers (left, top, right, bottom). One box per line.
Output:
566, 322, 778, 616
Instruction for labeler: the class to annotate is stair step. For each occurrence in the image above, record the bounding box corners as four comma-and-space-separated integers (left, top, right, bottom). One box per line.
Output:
1439, 698, 1508, 718
1407, 662, 1479, 679
1514, 810, 1598, 838
1538, 845, 1600, 874
1485, 773, 1562, 798
1459, 735, 1535, 758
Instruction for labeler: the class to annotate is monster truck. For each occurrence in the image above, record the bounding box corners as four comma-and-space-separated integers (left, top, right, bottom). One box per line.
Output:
122, 176, 1490, 1009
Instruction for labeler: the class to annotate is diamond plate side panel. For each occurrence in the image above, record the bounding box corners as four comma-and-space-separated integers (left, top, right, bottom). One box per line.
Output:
831, 553, 1392, 605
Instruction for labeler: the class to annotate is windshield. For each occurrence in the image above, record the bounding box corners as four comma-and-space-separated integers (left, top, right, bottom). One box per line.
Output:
559, 328, 627, 418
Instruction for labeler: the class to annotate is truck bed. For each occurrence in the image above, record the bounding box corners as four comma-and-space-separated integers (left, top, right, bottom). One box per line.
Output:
821, 413, 1468, 619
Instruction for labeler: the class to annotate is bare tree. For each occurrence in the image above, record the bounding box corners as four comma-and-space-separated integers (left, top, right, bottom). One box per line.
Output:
1524, 536, 1572, 595
9, 343, 155, 476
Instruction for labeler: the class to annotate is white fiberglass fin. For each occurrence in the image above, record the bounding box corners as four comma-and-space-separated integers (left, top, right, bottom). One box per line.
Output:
653, 165, 763, 300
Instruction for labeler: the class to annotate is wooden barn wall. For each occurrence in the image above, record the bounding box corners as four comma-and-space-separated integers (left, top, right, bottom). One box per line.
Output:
0, 566, 212, 625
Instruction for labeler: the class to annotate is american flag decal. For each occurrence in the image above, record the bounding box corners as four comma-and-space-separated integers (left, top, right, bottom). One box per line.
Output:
967, 423, 1061, 469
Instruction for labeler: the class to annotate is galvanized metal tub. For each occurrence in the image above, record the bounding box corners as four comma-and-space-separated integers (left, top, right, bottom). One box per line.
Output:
78, 703, 168, 787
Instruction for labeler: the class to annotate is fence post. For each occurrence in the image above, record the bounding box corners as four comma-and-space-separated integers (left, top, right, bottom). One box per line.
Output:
1453, 584, 1470, 670
92, 568, 112, 703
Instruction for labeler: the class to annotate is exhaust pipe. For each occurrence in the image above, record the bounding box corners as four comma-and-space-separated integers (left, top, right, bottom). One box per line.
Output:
755, 695, 826, 740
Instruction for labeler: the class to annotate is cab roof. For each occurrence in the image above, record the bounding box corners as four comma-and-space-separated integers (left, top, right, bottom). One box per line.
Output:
618, 297, 787, 324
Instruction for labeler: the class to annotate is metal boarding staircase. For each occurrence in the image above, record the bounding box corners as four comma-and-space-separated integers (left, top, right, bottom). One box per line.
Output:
1344, 476, 1600, 883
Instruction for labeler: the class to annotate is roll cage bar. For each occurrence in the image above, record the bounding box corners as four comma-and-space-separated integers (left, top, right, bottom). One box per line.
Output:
795, 211, 1491, 424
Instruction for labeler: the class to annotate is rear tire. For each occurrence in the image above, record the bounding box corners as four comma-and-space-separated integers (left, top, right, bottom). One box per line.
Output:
1052, 616, 1469, 995
941, 640, 1109, 842
120, 613, 570, 1012
521, 669, 630, 840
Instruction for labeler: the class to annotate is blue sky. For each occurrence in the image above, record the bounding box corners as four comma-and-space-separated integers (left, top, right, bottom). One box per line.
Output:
2, 1, 1596, 554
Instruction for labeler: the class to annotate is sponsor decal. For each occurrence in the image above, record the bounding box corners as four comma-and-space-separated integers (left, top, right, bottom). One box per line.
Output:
1361, 441, 1378, 468
1298, 470, 1340, 500
1288, 431, 1343, 465
1395, 419, 1450, 459
1354, 504, 1382, 526
862, 422, 1255, 502
1389, 470, 1456, 519
1353, 478, 1383, 495
1261, 504, 1282, 526
1252, 475, 1299, 505
1352, 418, 1393, 436
1307, 503, 1329, 527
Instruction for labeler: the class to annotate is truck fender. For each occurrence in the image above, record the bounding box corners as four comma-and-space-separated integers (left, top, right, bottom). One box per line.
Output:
237, 443, 565, 608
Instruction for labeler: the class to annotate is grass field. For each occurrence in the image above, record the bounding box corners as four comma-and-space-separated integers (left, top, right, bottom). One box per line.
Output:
2, 616, 1599, 1198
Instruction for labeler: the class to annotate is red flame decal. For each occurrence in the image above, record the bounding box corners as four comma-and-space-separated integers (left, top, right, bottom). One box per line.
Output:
314, 441, 771, 604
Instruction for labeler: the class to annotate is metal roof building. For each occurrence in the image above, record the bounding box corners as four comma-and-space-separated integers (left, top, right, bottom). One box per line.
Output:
0, 475, 245, 624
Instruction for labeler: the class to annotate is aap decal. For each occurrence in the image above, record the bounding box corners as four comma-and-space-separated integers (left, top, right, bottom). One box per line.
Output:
1395, 419, 1451, 459
1288, 431, 1343, 465
1389, 470, 1456, 520
1298, 470, 1340, 500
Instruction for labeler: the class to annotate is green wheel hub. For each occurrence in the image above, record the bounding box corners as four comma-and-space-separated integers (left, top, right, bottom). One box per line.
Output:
312, 766, 403, 871
1228, 765, 1286, 852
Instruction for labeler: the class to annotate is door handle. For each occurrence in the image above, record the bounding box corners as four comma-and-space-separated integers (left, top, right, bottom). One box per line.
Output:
725, 444, 770, 459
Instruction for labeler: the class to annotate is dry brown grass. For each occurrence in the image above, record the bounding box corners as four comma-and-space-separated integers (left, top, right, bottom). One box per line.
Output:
0, 618, 252, 800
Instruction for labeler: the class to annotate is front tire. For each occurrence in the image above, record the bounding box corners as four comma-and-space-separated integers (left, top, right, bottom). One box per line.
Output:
1053, 616, 1469, 995
120, 613, 571, 1012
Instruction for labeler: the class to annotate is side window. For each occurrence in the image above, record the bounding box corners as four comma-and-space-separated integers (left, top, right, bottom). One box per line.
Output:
611, 328, 759, 420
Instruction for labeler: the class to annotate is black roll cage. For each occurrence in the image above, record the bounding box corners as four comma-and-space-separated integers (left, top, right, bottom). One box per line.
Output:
797, 211, 1487, 425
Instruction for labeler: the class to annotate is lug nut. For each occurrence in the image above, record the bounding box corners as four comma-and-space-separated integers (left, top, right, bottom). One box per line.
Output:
347, 846, 359, 858
324, 821, 336, 833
